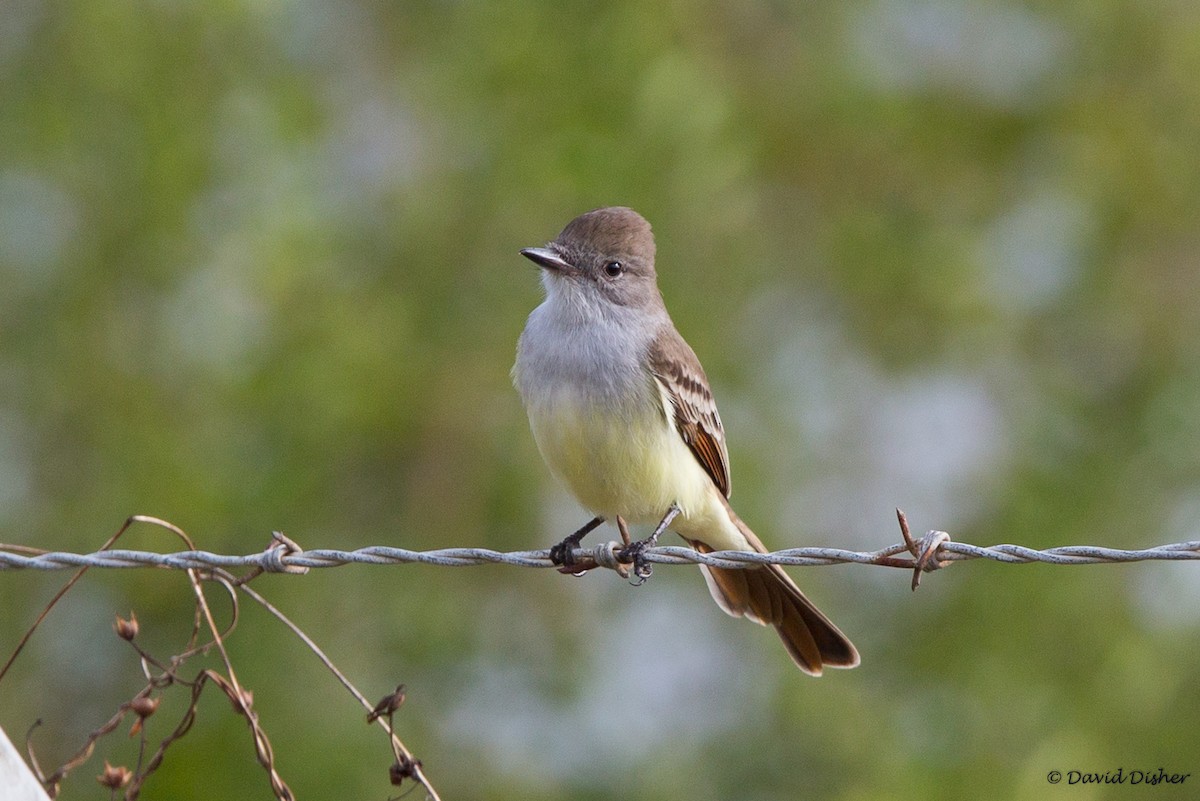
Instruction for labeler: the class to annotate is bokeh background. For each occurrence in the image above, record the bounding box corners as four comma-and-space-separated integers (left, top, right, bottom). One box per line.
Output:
3, 2, 1199, 799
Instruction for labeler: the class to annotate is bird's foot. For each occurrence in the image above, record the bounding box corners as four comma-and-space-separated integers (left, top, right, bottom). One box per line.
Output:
548, 535, 582, 568
617, 503, 681, 586
549, 516, 604, 570
617, 537, 656, 584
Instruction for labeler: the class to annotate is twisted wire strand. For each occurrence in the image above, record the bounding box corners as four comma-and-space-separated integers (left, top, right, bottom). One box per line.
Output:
3, 535, 1199, 574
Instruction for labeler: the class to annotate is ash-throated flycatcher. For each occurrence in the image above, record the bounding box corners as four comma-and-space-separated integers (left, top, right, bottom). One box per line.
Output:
512, 207, 858, 675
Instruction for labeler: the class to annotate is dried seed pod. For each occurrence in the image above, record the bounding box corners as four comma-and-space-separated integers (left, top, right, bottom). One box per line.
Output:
114, 612, 139, 641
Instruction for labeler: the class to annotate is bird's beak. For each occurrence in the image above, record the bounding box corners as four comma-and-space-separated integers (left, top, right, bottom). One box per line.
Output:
520, 246, 573, 273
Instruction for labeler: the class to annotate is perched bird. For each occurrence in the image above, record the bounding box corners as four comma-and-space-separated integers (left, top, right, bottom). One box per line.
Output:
512, 206, 858, 675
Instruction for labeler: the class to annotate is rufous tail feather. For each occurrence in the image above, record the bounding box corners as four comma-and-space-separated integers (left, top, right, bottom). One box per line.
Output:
688, 510, 859, 675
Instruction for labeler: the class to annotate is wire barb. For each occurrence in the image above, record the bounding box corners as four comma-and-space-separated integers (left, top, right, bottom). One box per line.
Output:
262, 532, 309, 575
896, 508, 952, 590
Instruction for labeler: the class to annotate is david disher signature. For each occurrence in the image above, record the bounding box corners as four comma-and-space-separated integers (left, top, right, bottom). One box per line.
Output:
1046, 768, 1191, 786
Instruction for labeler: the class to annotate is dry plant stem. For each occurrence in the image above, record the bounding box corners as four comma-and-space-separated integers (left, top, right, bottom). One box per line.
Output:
10, 514, 441, 800
35, 687, 155, 797
24, 722, 46, 790
110, 517, 293, 799
16, 516, 296, 800
13, 516, 206, 796
0, 516, 141, 682
237, 582, 442, 801
185, 567, 294, 801
126, 677, 206, 799
200, 670, 292, 801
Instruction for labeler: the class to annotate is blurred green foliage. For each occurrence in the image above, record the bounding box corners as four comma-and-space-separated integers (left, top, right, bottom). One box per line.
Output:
2, 1, 1199, 799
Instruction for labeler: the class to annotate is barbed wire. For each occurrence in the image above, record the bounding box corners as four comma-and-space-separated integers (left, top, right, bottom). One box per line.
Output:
8, 512, 1195, 800
4, 515, 1198, 590
5, 540, 1200, 571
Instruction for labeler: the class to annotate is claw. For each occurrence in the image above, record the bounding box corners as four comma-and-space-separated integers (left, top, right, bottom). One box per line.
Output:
619, 540, 654, 585
548, 540, 576, 567
548, 516, 604, 569
616, 503, 680, 586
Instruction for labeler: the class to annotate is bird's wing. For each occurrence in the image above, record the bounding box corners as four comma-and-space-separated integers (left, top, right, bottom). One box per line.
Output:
647, 327, 731, 498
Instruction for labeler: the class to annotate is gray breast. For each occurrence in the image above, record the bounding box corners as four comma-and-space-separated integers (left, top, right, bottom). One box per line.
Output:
515, 300, 656, 409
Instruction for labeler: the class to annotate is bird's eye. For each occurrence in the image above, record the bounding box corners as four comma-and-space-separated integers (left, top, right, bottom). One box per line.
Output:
604, 261, 623, 277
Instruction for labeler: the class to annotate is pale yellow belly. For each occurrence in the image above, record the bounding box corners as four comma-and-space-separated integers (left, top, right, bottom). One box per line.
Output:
527, 388, 717, 529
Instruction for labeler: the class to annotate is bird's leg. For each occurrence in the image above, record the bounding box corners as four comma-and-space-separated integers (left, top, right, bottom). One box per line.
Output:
619, 502, 681, 584
616, 516, 633, 546
549, 516, 605, 567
